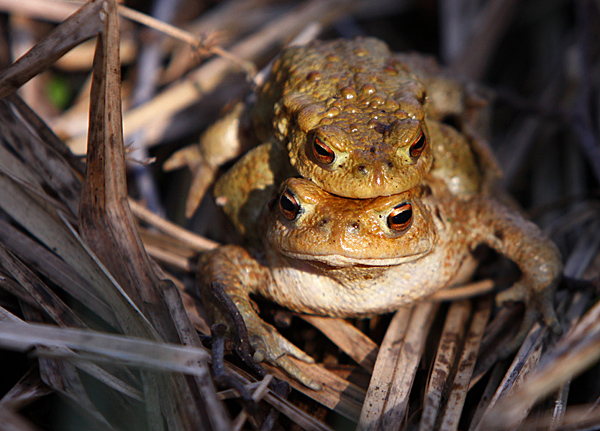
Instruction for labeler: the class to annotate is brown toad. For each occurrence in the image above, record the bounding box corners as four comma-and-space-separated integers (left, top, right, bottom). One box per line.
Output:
166, 37, 478, 216
198, 177, 561, 389
214, 117, 495, 242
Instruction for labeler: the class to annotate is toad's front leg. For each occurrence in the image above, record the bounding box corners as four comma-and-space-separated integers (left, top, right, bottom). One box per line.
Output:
164, 102, 252, 217
197, 245, 321, 390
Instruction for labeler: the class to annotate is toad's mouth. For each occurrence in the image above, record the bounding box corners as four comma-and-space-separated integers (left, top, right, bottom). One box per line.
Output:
279, 248, 433, 268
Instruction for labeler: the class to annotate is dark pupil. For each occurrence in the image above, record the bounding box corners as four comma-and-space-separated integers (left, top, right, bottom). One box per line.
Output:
391, 207, 412, 225
412, 134, 425, 151
281, 194, 296, 212
280, 191, 298, 218
314, 140, 331, 157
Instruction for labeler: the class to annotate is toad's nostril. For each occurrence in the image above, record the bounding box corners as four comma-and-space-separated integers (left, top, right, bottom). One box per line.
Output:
372, 171, 383, 186
348, 221, 360, 232
357, 165, 367, 174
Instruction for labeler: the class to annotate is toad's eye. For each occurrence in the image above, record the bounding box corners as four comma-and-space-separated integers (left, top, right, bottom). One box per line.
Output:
409, 131, 426, 158
387, 203, 412, 232
313, 137, 335, 164
279, 189, 301, 220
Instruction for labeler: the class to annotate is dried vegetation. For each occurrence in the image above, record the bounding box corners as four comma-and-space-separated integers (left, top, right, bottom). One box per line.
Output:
0, 0, 598, 430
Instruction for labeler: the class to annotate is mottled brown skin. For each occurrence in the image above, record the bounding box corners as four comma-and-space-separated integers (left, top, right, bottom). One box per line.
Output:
193, 38, 559, 389
211, 43, 493, 238
199, 177, 562, 389
252, 37, 434, 198
214, 118, 489, 242
167, 37, 477, 215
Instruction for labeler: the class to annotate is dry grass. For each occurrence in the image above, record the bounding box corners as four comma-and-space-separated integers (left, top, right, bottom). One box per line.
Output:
0, 0, 598, 430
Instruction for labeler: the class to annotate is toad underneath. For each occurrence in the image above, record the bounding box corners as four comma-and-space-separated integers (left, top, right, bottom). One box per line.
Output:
198, 175, 561, 389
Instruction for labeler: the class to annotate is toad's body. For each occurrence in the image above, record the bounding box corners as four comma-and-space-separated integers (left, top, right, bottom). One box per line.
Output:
166, 38, 482, 216
191, 38, 560, 389
251, 38, 435, 198
199, 178, 561, 389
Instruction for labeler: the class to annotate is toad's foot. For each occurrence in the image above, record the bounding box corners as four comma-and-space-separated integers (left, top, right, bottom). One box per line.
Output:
163, 145, 216, 217
496, 276, 562, 356
199, 246, 321, 390
244, 314, 322, 391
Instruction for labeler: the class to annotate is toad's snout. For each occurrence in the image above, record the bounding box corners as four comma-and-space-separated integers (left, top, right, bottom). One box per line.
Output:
354, 159, 395, 187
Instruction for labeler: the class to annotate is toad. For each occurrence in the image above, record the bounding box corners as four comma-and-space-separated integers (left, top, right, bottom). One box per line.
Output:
166, 37, 480, 216
198, 177, 561, 389
213, 118, 497, 242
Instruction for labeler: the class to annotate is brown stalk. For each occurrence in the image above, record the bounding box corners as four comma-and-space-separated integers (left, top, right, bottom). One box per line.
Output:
77, 1, 229, 429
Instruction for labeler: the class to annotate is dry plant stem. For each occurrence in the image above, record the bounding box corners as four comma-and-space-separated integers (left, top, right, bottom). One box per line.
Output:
7, 94, 85, 177
118, 4, 199, 46
379, 302, 439, 430
472, 305, 522, 381
0, 164, 75, 222
119, 4, 256, 76
0, 0, 78, 22
473, 323, 548, 431
80, 0, 159, 336
0, 96, 83, 216
78, 2, 228, 429
302, 315, 378, 372
144, 243, 195, 272
449, 0, 519, 80
265, 359, 365, 422
0, 321, 220, 377
217, 382, 263, 400
439, 297, 492, 431
431, 279, 495, 301
419, 300, 472, 431
19, 305, 116, 429
357, 308, 412, 431
221, 358, 334, 430
161, 0, 272, 81
0, 160, 132, 326
0, 244, 87, 329
261, 390, 334, 431
487, 289, 600, 428
67, 0, 357, 152
481, 234, 600, 425
0, 366, 52, 412
159, 280, 227, 418
358, 303, 439, 431
129, 198, 219, 251
515, 404, 600, 431
10, 15, 47, 116
467, 363, 509, 431
549, 383, 569, 430
0, 0, 104, 100
219, 356, 334, 429
570, 0, 600, 185
127, 0, 181, 216
231, 374, 274, 431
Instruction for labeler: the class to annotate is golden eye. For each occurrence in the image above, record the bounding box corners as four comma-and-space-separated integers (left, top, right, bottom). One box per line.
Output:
387, 203, 412, 232
279, 189, 301, 220
313, 136, 335, 164
409, 130, 426, 158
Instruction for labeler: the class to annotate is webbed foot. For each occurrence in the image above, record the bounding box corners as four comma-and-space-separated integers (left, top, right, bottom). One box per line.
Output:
200, 252, 322, 390
244, 316, 322, 391
496, 277, 562, 356
163, 145, 215, 217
